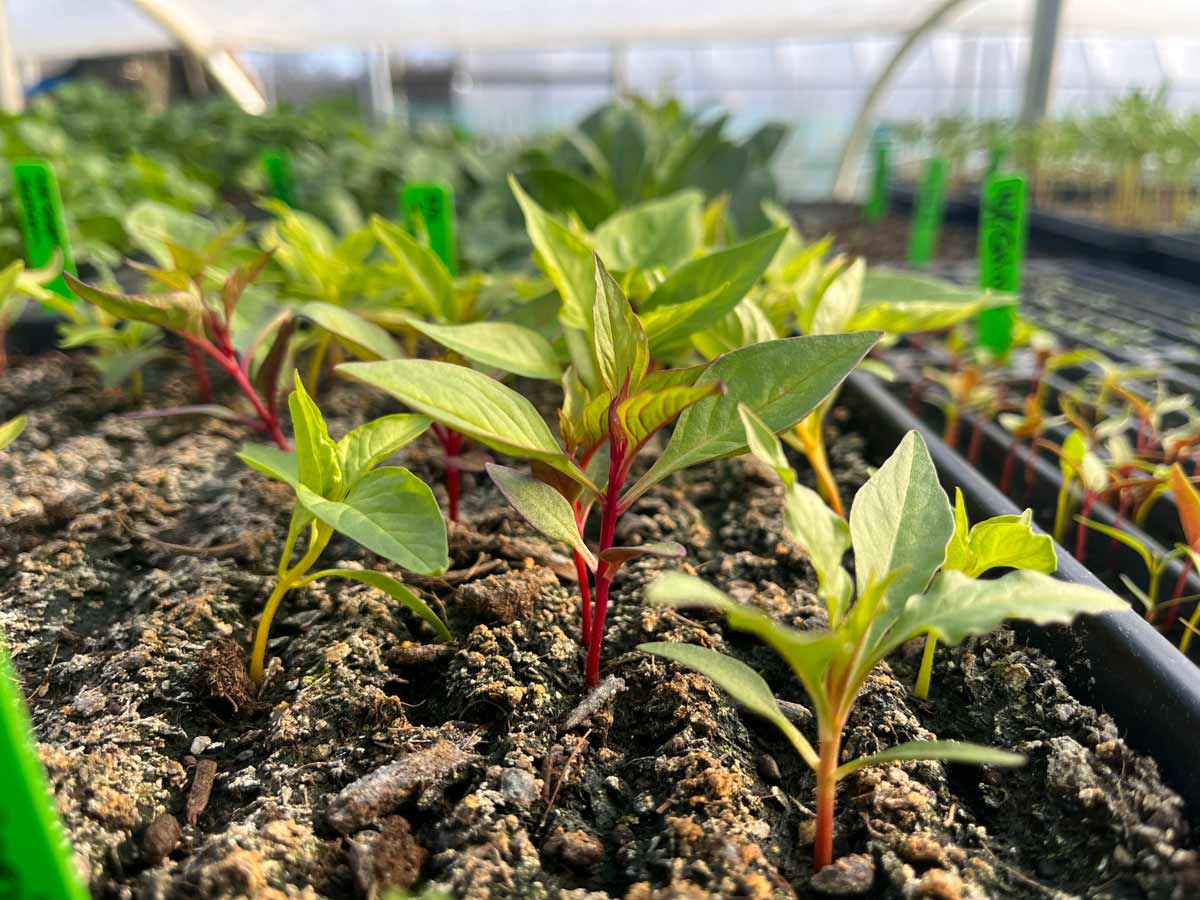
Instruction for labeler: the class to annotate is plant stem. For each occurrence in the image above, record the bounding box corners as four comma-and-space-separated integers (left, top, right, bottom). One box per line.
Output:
432, 424, 464, 522
573, 500, 592, 649
1000, 437, 1018, 495
1170, 556, 1194, 632
192, 335, 289, 450
813, 729, 841, 872
943, 406, 960, 450
185, 341, 213, 403
250, 523, 330, 684
1075, 492, 1097, 561
305, 332, 332, 396
586, 422, 628, 690
966, 418, 984, 466
914, 636, 938, 699
791, 418, 845, 519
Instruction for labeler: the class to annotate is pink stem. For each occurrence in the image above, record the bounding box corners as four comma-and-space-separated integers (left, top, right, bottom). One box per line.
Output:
1075, 492, 1097, 562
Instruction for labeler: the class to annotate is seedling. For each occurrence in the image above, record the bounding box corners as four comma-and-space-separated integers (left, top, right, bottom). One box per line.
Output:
238, 373, 450, 683
0, 415, 26, 451
0, 257, 66, 374
1172, 464, 1200, 651
1075, 517, 1192, 623
641, 419, 1123, 871
338, 255, 880, 688
65, 250, 292, 449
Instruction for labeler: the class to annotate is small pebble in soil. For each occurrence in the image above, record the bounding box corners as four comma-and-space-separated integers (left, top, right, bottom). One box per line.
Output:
544, 827, 605, 870
499, 767, 538, 808
916, 868, 963, 900
348, 815, 427, 898
140, 812, 183, 865
811, 853, 876, 896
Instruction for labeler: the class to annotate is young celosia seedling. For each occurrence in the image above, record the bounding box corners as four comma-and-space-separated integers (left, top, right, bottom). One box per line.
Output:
238, 373, 450, 684
338, 255, 880, 688
641, 414, 1123, 871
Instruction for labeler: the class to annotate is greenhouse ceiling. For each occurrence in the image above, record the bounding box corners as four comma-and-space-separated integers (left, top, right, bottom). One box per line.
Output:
13, 0, 1200, 61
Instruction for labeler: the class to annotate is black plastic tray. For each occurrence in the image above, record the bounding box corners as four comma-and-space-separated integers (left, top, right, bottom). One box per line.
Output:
845, 370, 1200, 815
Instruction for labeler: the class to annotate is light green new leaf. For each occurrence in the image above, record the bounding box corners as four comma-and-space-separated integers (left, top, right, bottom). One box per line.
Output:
944, 490, 1056, 578
487, 463, 596, 570
592, 190, 704, 271
640, 281, 732, 353
645, 572, 844, 725
617, 383, 724, 448
296, 568, 450, 640
338, 359, 594, 490
0, 415, 26, 452
880, 569, 1124, 660
850, 431, 953, 607
289, 372, 343, 500
296, 466, 449, 575
65, 274, 204, 337
737, 402, 795, 485
337, 414, 431, 486
371, 216, 456, 322
403, 317, 561, 380
810, 258, 864, 336
237, 443, 299, 487
835, 740, 1025, 780
638, 641, 818, 769
1076, 518, 1154, 572
592, 255, 649, 393
510, 176, 596, 331
626, 333, 879, 506
691, 298, 779, 359
297, 301, 403, 360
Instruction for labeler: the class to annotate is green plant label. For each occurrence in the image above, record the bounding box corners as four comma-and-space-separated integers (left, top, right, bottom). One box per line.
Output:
13, 159, 77, 302
0, 636, 90, 900
977, 174, 1028, 356
864, 130, 890, 224
262, 149, 296, 207
907, 157, 948, 268
402, 184, 458, 275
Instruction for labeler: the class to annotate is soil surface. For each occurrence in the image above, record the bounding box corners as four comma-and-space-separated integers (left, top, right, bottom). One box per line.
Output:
2, 354, 1199, 899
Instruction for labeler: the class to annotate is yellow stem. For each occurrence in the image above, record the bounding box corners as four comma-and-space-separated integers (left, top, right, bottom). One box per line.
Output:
790, 419, 845, 519
914, 635, 938, 699
250, 523, 330, 684
305, 333, 332, 396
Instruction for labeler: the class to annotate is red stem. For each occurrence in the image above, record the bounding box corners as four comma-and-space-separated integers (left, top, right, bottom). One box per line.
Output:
1075, 492, 1097, 562
585, 402, 629, 690
186, 341, 214, 403
432, 424, 464, 522
1166, 557, 1194, 628
966, 416, 984, 466
1000, 436, 1018, 495
574, 500, 592, 649
188, 335, 289, 450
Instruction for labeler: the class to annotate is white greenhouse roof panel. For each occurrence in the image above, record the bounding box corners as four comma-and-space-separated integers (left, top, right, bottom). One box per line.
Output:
12, 0, 1200, 61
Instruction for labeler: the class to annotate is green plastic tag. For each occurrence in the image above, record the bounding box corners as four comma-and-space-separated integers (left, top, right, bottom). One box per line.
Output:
0, 635, 90, 900
262, 149, 296, 207
402, 184, 458, 275
977, 174, 1028, 356
13, 159, 76, 302
864, 131, 890, 224
907, 157, 948, 268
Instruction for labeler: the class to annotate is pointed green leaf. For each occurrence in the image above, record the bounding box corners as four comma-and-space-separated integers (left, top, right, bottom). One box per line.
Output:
289, 372, 342, 499
1076, 518, 1154, 572
403, 317, 561, 380
486, 463, 596, 570
618, 383, 724, 448
850, 431, 953, 607
297, 568, 450, 640
810, 258, 864, 336
238, 443, 299, 488
65, 273, 204, 337
592, 190, 704, 271
691, 298, 779, 359
371, 215, 456, 321
337, 359, 594, 491
638, 641, 817, 770
640, 280, 732, 353
296, 466, 448, 575
297, 301, 403, 361
626, 333, 879, 505
592, 254, 649, 393
835, 740, 1025, 780
510, 176, 595, 331
881, 569, 1125, 659
337, 414, 431, 486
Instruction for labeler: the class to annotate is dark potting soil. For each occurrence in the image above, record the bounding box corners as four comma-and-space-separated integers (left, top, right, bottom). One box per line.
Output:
789, 203, 979, 264
1, 355, 1198, 899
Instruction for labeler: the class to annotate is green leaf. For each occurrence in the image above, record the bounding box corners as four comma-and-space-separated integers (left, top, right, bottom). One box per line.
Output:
521, 168, 618, 230
486, 463, 596, 570
618, 383, 724, 449
297, 568, 450, 640
289, 371, 343, 500
1076, 518, 1154, 572
592, 190, 704, 271
371, 215, 456, 322
738, 405, 853, 620
65, 274, 204, 337
945, 493, 1057, 579
640, 227, 788, 339
881, 569, 1125, 659
296, 466, 449, 575
645, 572, 844, 725
626, 333, 879, 505
640, 280, 732, 353
850, 431, 954, 607
510, 176, 596, 331
0, 415, 26, 452
810, 258, 864, 336
403, 317, 561, 380
835, 740, 1025, 780
297, 301, 403, 361
238, 443, 299, 487
337, 359, 594, 491
638, 641, 817, 769
691, 298, 779, 359
337, 414, 431, 487
592, 255, 649, 393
